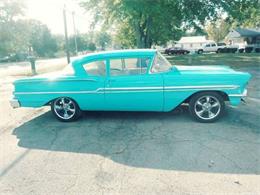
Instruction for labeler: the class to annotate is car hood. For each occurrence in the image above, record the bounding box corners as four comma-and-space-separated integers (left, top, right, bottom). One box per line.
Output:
172, 65, 251, 84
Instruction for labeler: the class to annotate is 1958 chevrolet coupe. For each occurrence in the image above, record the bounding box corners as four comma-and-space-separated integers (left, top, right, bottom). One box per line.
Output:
10, 49, 251, 122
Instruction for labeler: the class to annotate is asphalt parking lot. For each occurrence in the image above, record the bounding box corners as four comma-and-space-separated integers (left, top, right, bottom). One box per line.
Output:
0, 64, 260, 194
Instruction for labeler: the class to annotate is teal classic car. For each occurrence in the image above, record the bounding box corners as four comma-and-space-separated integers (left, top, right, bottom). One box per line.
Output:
10, 49, 251, 122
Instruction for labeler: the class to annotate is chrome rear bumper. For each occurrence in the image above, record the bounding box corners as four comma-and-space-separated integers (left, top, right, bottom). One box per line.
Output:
10, 99, 20, 108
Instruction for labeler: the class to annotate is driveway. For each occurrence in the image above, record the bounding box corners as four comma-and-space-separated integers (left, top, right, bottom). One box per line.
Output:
0, 65, 259, 194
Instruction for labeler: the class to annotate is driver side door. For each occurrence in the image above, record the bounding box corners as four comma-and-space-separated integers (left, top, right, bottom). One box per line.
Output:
104, 56, 164, 111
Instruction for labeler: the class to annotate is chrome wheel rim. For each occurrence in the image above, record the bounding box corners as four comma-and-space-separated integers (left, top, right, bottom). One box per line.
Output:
194, 95, 221, 120
53, 97, 76, 120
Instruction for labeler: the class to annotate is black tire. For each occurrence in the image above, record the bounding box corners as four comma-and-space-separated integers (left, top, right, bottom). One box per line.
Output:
239, 48, 244, 53
189, 92, 225, 123
51, 97, 82, 122
198, 50, 203, 54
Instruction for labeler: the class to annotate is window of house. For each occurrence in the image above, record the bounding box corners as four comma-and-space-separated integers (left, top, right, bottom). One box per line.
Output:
110, 57, 151, 76
83, 60, 106, 76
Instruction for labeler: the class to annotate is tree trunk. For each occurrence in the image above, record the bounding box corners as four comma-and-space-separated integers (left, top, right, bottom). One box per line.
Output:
144, 16, 152, 48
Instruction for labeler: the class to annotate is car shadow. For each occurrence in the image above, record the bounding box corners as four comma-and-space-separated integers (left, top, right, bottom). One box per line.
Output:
12, 106, 260, 175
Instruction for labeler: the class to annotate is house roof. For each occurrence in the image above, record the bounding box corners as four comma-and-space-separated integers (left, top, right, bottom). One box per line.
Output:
178, 36, 208, 44
229, 28, 260, 38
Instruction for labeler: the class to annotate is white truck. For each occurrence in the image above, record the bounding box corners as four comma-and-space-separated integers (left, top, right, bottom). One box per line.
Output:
197, 41, 238, 54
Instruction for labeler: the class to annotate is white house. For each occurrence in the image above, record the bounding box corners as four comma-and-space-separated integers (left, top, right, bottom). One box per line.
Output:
226, 28, 260, 51
176, 36, 210, 50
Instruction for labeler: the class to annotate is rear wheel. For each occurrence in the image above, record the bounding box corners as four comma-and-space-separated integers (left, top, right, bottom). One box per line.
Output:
51, 97, 82, 122
189, 92, 225, 123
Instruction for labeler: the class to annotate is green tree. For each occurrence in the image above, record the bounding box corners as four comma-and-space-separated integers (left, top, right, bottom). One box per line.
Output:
221, 0, 260, 28
88, 42, 96, 51
0, 0, 25, 23
0, 0, 26, 56
80, 0, 223, 48
69, 34, 89, 53
206, 19, 231, 42
95, 31, 111, 50
0, 1, 58, 58
27, 20, 57, 57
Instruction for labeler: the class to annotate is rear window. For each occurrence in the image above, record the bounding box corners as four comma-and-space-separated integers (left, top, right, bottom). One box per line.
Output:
83, 60, 106, 76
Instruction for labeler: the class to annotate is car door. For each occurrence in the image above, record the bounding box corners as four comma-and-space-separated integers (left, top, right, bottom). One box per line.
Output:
204, 44, 211, 52
104, 56, 164, 111
76, 59, 106, 110
211, 43, 217, 52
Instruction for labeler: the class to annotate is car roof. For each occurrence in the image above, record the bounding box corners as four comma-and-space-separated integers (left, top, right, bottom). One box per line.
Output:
73, 49, 157, 63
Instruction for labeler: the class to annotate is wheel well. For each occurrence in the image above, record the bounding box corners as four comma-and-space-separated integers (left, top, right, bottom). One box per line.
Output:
183, 90, 229, 104
44, 97, 79, 106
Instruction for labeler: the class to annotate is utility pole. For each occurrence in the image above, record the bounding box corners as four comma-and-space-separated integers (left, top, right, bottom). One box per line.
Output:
72, 11, 78, 55
63, 6, 70, 64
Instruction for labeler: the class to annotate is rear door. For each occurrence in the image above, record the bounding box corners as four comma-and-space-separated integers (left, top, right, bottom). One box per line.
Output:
77, 59, 106, 110
104, 56, 164, 111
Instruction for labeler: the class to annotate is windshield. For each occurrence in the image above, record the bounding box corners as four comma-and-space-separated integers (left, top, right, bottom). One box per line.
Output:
151, 52, 172, 73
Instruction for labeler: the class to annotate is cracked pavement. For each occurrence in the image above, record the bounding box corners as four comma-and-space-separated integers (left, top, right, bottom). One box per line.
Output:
0, 65, 260, 194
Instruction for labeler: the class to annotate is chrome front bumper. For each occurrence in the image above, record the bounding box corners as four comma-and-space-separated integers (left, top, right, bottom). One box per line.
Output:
10, 99, 20, 108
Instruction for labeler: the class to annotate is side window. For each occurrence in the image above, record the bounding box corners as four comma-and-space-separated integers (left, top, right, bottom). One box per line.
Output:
211, 43, 216, 47
83, 60, 106, 76
206, 44, 210, 47
110, 57, 151, 76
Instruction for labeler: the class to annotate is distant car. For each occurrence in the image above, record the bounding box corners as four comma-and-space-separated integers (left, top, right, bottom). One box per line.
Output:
0, 53, 28, 63
197, 42, 224, 54
197, 42, 238, 54
11, 49, 251, 123
0, 56, 11, 63
165, 47, 190, 55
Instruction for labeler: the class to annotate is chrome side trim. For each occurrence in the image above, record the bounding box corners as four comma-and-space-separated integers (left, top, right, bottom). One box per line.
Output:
14, 85, 239, 95
16, 78, 98, 83
14, 88, 103, 95
164, 85, 239, 90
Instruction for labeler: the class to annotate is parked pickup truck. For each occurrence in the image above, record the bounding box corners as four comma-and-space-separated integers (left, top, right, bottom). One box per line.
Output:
197, 42, 238, 54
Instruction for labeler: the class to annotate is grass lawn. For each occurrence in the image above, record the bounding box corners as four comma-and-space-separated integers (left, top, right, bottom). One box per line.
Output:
166, 53, 260, 67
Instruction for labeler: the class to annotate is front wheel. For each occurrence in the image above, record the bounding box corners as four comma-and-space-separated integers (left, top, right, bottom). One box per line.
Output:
189, 92, 225, 123
51, 97, 82, 122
